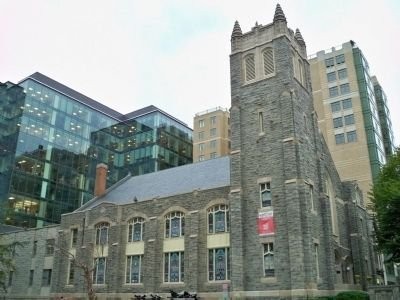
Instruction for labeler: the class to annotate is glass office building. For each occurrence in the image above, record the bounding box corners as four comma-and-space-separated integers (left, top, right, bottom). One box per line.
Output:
0, 72, 192, 227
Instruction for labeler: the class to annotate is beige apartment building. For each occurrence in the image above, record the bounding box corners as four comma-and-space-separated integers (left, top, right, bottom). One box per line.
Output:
309, 41, 394, 205
193, 107, 230, 162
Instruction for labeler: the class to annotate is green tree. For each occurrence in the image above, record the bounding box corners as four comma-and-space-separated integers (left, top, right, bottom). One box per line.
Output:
0, 238, 22, 292
371, 148, 400, 263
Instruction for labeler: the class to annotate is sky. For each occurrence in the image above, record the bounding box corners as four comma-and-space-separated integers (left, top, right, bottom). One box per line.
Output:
0, 0, 399, 145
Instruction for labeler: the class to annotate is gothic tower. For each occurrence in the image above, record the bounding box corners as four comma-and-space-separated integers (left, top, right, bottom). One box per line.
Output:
229, 4, 336, 297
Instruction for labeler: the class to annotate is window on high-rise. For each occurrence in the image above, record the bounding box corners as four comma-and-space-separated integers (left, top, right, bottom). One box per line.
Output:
329, 86, 339, 97
199, 143, 205, 154
210, 116, 216, 125
263, 48, 274, 76
198, 131, 204, 141
335, 54, 345, 64
199, 119, 205, 128
347, 131, 357, 143
340, 83, 350, 95
344, 114, 355, 125
210, 140, 217, 149
338, 68, 347, 79
245, 54, 256, 81
342, 98, 352, 110
330, 101, 341, 112
325, 57, 334, 68
333, 117, 343, 128
327, 72, 336, 82
210, 128, 217, 137
335, 133, 345, 145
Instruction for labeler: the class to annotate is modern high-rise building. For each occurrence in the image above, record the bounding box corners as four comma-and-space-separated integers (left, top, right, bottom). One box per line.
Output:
193, 107, 230, 162
372, 76, 396, 160
0, 72, 192, 228
309, 41, 394, 204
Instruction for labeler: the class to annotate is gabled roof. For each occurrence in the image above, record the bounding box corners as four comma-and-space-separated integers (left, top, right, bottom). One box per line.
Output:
77, 156, 230, 211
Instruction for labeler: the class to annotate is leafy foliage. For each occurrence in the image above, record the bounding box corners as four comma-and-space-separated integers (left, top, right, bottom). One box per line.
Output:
371, 148, 400, 263
336, 290, 370, 300
0, 239, 22, 292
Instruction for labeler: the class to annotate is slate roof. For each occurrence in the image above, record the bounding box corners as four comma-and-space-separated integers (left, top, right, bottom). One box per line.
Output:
77, 156, 231, 211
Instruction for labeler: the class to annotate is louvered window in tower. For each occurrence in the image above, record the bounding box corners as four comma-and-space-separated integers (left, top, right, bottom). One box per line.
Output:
245, 55, 255, 81
263, 48, 274, 76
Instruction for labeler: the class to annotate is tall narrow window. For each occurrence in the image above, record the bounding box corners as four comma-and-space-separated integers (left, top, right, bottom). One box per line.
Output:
263, 243, 274, 277
263, 48, 274, 76
71, 228, 78, 248
314, 243, 320, 279
45, 239, 55, 255
126, 255, 142, 284
164, 252, 184, 283
32, 241, 37, 257
29, 270, 34, 286
209, 248, 230, 281
8, 271, 13, 287
93, 257, 106, 284
41, 269, 52, 286
260, 182, 272, 207
245, 54, 255, 81
208, 205, 229, 234
309, 184, 315, 211
258, 112, 264, 133
298, 59, 304, 85
67, 262, 74, 285
95, 222, 109, 245
165, 212, 185, 238
128, 217, 145, 242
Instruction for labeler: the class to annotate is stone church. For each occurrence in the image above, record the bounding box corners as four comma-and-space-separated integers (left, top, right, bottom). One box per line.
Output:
1, 4, 375, 300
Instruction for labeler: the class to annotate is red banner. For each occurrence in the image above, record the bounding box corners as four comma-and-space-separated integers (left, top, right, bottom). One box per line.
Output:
258, 211, 275, 236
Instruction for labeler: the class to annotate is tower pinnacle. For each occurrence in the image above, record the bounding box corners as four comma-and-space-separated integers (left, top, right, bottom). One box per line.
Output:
295, 28, 306, 46
273, 3, 287, 23
231, 20, 242, 39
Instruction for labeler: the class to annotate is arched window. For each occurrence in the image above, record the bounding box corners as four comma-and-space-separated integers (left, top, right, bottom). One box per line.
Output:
208, 204, 229, 234
263, 48, 274, 76
165, 212, 185, 238
244, 54, 255, 81
95, 222, 109, 245
128, 217, 145, 242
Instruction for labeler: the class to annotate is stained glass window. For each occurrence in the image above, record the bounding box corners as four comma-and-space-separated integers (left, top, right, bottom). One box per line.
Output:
208, 205, 229, 234
95, 222, 109, 245
164, 252, 184, 282
208, 248, 230, 281
126, 255, 142, 284
128, 217, 144, 242
165, 212, 184, 238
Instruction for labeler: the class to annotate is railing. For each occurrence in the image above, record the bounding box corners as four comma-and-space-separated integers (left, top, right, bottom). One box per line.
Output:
195, 107, 228, 117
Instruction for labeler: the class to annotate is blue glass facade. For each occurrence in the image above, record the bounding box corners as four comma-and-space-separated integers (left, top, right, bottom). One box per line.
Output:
0, 73, 192, 227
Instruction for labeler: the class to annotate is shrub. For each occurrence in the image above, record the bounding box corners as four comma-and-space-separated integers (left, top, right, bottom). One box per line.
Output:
336, 291, 369, 300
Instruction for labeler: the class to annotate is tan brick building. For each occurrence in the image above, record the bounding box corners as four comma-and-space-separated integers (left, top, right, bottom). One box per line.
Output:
193, 107, 230, 162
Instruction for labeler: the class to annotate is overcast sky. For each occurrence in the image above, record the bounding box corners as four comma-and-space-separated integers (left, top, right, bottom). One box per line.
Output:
0, 0, 399, 145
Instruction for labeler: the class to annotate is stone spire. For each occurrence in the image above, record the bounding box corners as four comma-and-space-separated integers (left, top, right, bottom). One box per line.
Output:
231, 20, 242, 39
295, 28, 306, 46
273, 3, 287, 23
